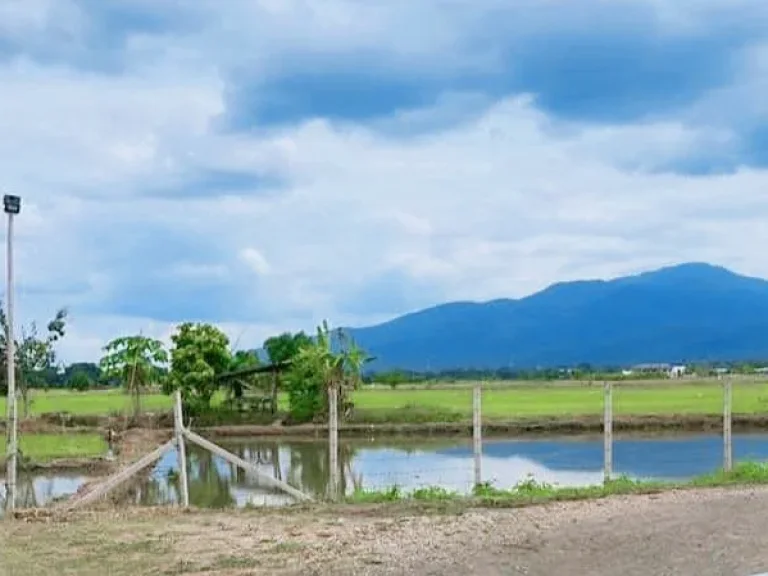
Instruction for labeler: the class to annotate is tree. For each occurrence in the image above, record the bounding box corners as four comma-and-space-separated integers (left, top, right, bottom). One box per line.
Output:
62, 362, 101, 387
167, 322, 231, 410
263, 332, 312, 366
68, 370, 92, 392
284, 321, 368, 423
225, 350, 261, 405
0, 305, 67, 417
100, 336, 168, 418
261, 331, 312, 413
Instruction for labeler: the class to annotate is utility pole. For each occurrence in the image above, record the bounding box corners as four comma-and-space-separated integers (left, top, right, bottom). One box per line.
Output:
4, 194, 20, 514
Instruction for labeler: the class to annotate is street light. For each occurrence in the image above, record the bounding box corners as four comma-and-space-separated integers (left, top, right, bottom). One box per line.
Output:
4, 193, 19, 513
3, 195, 20, 215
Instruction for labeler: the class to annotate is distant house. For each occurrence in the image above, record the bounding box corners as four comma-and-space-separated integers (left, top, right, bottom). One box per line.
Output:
669, 365, 686, 379
631, 363, 672, 373
630, 363, 686, 378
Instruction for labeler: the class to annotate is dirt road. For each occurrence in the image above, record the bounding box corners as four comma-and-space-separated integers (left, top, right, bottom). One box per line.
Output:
2, 487, 768, 575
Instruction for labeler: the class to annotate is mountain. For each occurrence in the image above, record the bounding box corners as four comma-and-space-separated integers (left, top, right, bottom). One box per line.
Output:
347, 263, 768, 371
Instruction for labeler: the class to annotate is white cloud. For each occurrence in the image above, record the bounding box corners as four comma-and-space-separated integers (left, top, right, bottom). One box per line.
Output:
1, 0, 768, 362
239, 248, 271, 276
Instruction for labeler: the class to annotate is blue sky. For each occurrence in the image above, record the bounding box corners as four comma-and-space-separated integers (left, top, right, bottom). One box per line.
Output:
2, 0, 768, 362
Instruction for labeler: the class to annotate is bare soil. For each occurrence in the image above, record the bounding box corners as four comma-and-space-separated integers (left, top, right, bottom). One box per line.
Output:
3, 486, 768, 575
0, 428, 170, 476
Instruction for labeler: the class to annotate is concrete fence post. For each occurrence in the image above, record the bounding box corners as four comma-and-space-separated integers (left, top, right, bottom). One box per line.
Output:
173, 390, 190, 507
473, 384, 483, 487
723, 379, 733, 472
328, 384, 340, 501
603, 381, 613, 483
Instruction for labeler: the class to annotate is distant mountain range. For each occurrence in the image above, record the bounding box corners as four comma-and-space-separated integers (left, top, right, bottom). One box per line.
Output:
347, 263, 768, 371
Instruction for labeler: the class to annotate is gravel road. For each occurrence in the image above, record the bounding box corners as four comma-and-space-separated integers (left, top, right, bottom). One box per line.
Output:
4, 486, 768, 575
297, 487, 768, 576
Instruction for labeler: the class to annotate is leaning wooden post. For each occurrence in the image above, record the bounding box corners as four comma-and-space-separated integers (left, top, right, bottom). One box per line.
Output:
473, 384, 483, 487
174, 390, 190, 507
183, 429, 311, 501
328, 384, 340, 501
723, 379, 733, 472
603, 381, 613, 483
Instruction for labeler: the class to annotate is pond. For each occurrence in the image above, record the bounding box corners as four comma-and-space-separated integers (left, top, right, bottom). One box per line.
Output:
0, 472, 91, 512
3, 432, 768, 511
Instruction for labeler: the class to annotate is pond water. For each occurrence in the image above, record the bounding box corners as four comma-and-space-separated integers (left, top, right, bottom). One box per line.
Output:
0, 472, 91, 512
3, 432, 768, 511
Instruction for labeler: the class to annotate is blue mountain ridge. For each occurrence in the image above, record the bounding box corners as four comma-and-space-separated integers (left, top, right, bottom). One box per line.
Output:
345, 263, 768, 371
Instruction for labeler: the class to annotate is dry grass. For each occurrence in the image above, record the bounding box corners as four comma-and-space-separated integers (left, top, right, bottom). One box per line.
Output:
0, 506, 451, 575
5, 485, 768, 576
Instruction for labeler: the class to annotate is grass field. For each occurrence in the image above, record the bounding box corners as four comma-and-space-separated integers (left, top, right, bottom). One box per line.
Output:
0, 390, 173, 417
4, 433, 107, 462
0, 379, 766, 422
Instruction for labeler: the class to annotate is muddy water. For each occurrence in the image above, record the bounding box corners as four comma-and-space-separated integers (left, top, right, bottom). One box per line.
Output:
4, 432, 768, 511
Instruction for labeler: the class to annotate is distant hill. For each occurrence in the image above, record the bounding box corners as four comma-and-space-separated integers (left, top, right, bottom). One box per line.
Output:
347, 263, 768, 371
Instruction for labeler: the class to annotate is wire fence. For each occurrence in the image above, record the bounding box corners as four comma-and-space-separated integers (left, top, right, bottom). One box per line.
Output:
4, 379, 768, 515
112, 380, 768, 508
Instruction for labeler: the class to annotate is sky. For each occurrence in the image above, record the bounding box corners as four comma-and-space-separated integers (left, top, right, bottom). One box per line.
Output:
2, 0, 768, 363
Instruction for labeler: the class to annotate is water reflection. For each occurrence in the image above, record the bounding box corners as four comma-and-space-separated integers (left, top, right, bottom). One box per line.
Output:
5, 433, 768, 512
123, 432, 768, 507
0, 473, 89, 515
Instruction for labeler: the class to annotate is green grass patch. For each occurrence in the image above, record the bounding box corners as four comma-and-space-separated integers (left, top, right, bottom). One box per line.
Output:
2, 379, 768, 422
350, 381, 768, 421
4, 433, 108, 462
0, 388, 175, 417
347, 461, 768, 507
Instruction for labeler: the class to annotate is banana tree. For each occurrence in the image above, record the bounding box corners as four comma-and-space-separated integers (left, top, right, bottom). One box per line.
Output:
289, 321, 368, 422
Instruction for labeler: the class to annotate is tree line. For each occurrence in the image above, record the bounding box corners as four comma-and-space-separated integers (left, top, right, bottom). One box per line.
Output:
0, 303, 369, 423
4, 302, 768, 422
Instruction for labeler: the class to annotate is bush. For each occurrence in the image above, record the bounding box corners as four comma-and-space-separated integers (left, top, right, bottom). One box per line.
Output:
68, 371, 92, 392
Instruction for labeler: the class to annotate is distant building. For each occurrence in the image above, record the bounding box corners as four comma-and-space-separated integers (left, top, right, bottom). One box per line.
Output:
631, 363, 672, 373
629, 363, 686, 378
669, 365, 686, 379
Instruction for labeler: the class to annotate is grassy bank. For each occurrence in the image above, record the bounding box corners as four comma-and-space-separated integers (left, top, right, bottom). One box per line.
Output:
0, 389, 173, 417
1, 379, 766, 425
347, 461, 768, 507
0, 433, 107, 465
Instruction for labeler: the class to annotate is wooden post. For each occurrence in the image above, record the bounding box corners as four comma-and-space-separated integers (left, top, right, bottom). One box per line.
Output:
173, 391, 190, 507
270, 369, 278, 415
723, 379, 733, 472
603, 381, 613, 483
328, 384, 340, 501
473, 384, 482, 487
183, 429, 312, 501
65, 440, 175, 510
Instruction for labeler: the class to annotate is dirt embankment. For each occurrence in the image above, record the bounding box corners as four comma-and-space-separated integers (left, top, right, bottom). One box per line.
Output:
199, 413, 768, 439
4, 486, 768, 575
0, 428, 171, 476
8, 412, 768, 438
2, 412, 766, 477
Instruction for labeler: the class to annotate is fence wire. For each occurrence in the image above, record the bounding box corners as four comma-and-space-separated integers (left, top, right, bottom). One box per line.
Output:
5, 378, 768, 516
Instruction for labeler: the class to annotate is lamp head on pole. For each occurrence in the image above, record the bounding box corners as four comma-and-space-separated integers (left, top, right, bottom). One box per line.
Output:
3, 195, 20, 215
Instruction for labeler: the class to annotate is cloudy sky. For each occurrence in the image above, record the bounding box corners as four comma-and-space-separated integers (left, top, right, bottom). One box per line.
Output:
2, 0, 768, 362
